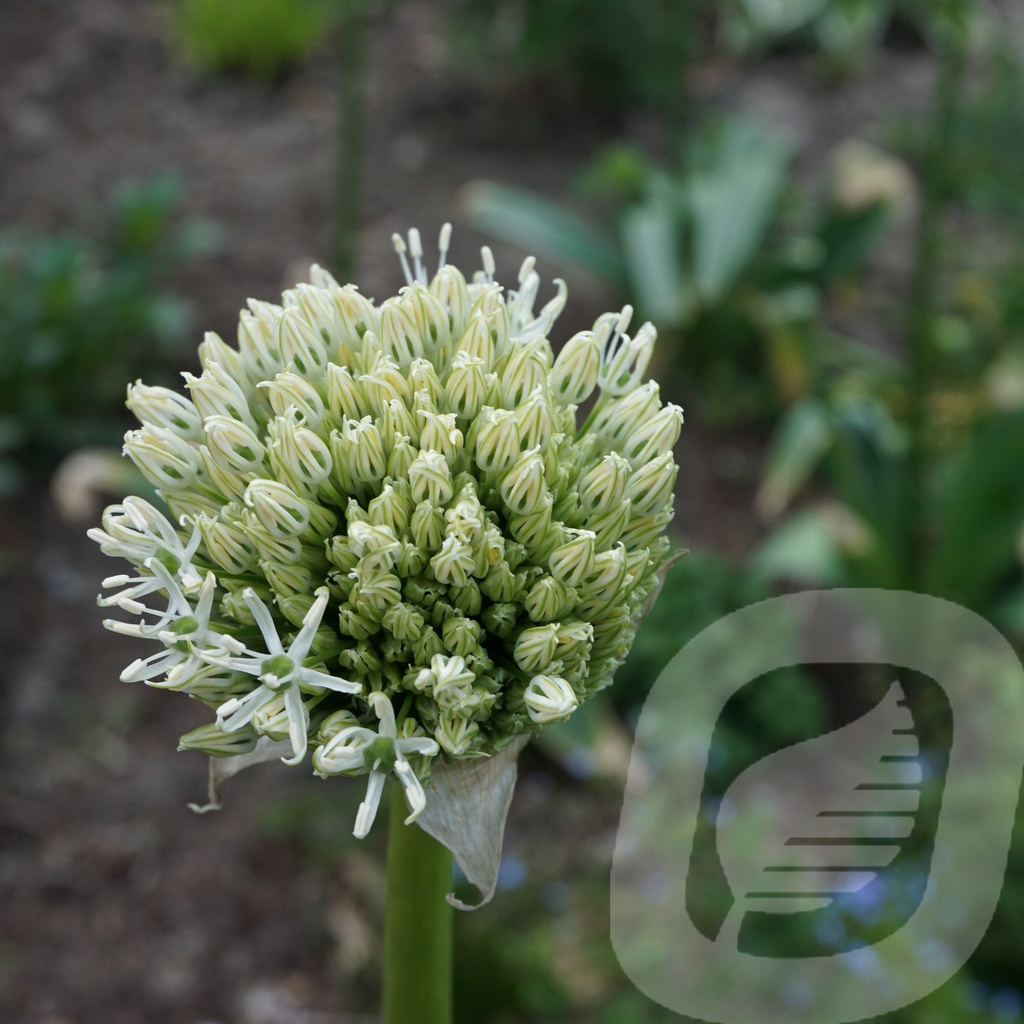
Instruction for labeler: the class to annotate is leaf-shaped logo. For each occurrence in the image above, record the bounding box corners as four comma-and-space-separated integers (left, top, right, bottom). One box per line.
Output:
712, 681, 921, 950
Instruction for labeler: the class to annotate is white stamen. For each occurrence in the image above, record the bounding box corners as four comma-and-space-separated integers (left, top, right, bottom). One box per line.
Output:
438, 222, 452, 272
408, 228, 425, 284
481, 246, 495, 282
392, 232, 413, 287
616, 304, 634, 335
518, 256, 536, 286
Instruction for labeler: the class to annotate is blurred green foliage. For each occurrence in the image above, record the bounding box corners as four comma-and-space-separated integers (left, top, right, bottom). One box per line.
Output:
0, 175, 217, 488
464, 118, 898, 422
174, 0, 334, 80
445, 0, 693, 115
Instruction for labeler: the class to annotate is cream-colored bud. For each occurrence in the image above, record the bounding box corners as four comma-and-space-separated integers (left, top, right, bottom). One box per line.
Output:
456, 312, 497, 370
198, 445, 250, 503
183, 362, 254, 427
409, 501, 445, 552
430, 264, 472, 340
592, 381, 661, 445
381, 601, 425, 642
513, 623, 560, 674
585, 497, 632, 550
408, 359, 445, 406
548, 528, 597, 588
408, 449, 454, 507
434, 712, 479, 755
349, 567, 402, 618
380, 296, 424, 368
241, 510, 303, 565
620, 505, 674, 549
508, 496, 561, 560
501, 338, 551, 408
513, 385, 555, 451
326, 363, 370, 421
260, 369, 327, 430
331, 417, 387, 489
335, 284, 380, 352
367, 482, 413, 534
381, 397, 419, 449
523, 576, 577, 623
500, 449, 548, 515
430, 535, 476, 588
286, 283, 344, 348
622, 403, 684, 467
418, 410, 463, 463
127, 381, 203, 440
445, 352, 488, 419
549, 330, 601, 406
405, 284, 451, 356
195, 512, 259, 574
198, 330, 247, 384
267, 416, 333, 495
554, 621, 594, 661
261, 559, 314, 601
578, 453, 631, 512
204, 415, 266, 474
623, 451, 677, 515
471, 408, 520, 474
360, 352, 411, 415
179, 721, 258, 756
237, 305, 282, 379
278, 307, 329, 378
599, 319, 656, 397
524, 674, 578, 725
124, 424, 200, 490
244, 478, 310, 538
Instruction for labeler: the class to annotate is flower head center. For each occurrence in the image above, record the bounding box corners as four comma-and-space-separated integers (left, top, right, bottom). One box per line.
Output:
363, 735, 398, 773
261, 654, 296, 688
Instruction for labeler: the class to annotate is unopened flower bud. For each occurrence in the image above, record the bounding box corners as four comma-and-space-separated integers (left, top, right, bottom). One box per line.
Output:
434, 712, 479, 755
183, 362, 254, 427
418, 410, 463, 462
523, 576, 576, 623
500, 449, 547, 515
623, 403, 684, 467
127, 381, 203, 440
513, 385, 555, 451
472, 408, 519, 473
578, 453, 631, 512
124, 424, 200, 490
445, 352, 488, 419
408, 449, 454, 507
244, 479, 310, 538
326, 363, 370, 421
501, 339, 550, 407
548, 528, 597, 588
195, 512, 259, 574
524, 674, 578, 724
205, 415, 266, 474
278, 307, 329, 378
623, 451, 677, 515
410, 501, 446, 552
179, 721, 259, 756
260, 369, 327, 430
332, 417, 387, 488
549, 331, 601, 406
380, 601, 425, 642
513, 623, 560, 674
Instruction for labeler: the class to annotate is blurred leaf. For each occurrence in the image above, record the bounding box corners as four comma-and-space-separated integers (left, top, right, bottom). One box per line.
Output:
618, 183, 693, 327
688, 124, 791, 302
749, 505, 850, 586
757, 397, 834, 519
460, 181, 624, 286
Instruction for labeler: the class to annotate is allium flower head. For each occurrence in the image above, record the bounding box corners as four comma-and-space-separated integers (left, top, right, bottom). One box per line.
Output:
92, 225, 682, 839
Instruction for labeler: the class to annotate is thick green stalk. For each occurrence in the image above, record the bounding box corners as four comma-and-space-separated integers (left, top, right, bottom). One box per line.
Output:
904, 5, 969, 589
383, 786, 454, 1024
334, 0, 366, 279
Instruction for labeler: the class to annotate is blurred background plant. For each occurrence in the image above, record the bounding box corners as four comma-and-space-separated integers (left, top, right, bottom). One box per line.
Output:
0, 174, 217, 491
173, 0, 335, 80
463, 118, 909, 423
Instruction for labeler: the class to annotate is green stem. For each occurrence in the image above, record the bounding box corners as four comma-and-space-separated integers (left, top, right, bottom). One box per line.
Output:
334, 0, 366, 279
904, 5, 968, 589
383, 785, 454, 1024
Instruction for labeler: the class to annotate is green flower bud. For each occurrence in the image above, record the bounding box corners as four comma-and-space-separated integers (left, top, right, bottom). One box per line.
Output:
381, 601, 425, 642
523, 576, 577, 623
183, 361, 254, 427
508, 496, 562, 560
360, 352, 411, 414
127, 381, 203, 441
380, 296, 425, 367
549, 330, 601, 406
261, 560, 314, 600
430, 264, 472, 341
623, 451, 677, 515
349, 567, 402, 618
471, 408, 519, 473
410, 501, 445, 552
553, 621, 594, 662
513, 385, 555, 451
268, 415, 333, 495
244, 478, 311, 538
124, 424, 200, 490
278, 307, 329, 378
386, 437, 418, 479
622, 403, 684, 467
501, 338, 551, 408
326, 363, 370, 421
513, 623, 560, 675
448, 579, 483, 618
442, 616, 482, 658
524, 674, 578, 724
584, 497, 632, 550
480, 561, 519, 603
367, 482, 413, 534
578, 453, 631, 513
381, 397, 420, 449
179, 721, 259, 756
434, 712, 480, 756
408, 450, 454, 507
418, 410, 463, 464
316, 708, 361, 745
480, 602, 518, 638
334, 283, 380, 353
327, 534, 359, 572
347, 521, 401, 570
199, 330, 248, 384
338, 606, 381, 640
195, 512, 259, 574
411, 625, 445, 664
500, 449, 548, 515
333, 416, 388, 489
592, 381, 661, 446
548, 528, 597, 588
445, 351, 488, 419
395, 540, 429, 577
406, 286, 451, 356
205, 415, 266, 474
260, 369, 327, 430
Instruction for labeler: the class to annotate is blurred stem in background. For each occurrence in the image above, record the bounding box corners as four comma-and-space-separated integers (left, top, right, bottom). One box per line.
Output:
334, 0, 366, 279
904, 0, 970, 589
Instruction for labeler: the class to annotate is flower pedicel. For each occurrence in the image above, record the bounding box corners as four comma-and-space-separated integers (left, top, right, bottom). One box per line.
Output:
91, 225, 681, 847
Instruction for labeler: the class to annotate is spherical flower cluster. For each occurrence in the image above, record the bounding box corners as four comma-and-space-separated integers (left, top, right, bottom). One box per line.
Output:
92, 226, 682, 837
